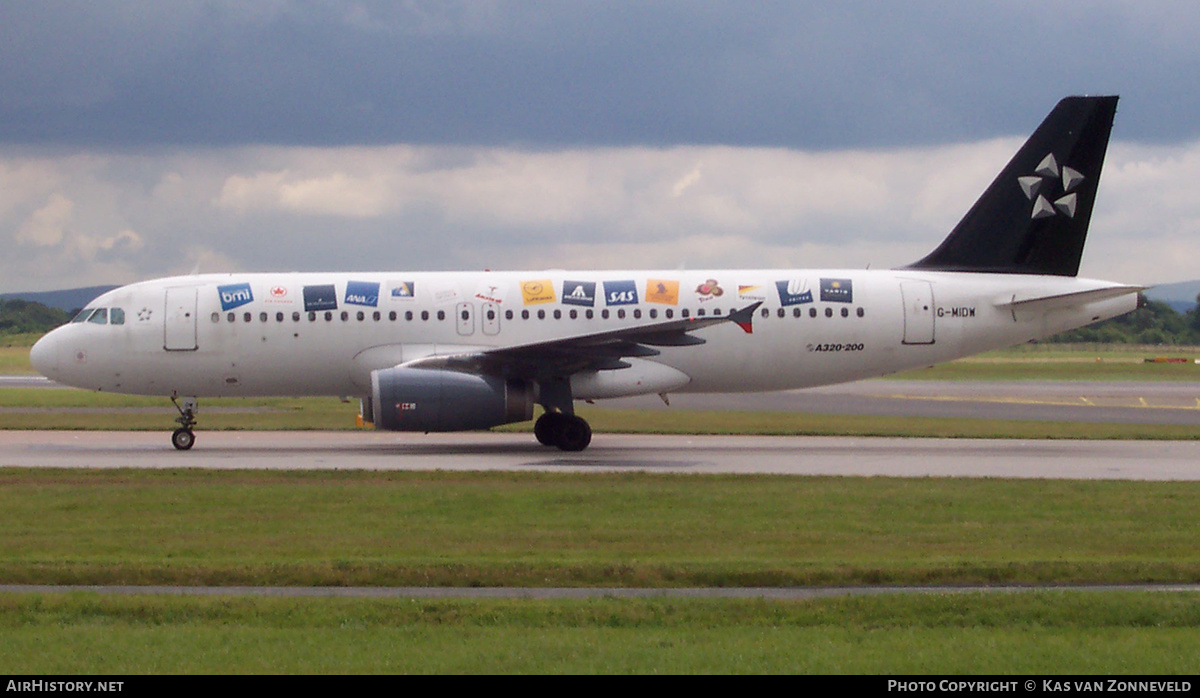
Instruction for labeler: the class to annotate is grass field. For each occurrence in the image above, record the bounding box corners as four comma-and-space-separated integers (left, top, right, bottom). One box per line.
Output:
3, 468, 1197, 588
3, 592, 1199, 673
3, 467, 1200, 673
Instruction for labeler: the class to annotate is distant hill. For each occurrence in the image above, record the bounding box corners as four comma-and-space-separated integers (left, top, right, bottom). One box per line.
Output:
1144, 280, 1200, 314
0, 286, 118, 313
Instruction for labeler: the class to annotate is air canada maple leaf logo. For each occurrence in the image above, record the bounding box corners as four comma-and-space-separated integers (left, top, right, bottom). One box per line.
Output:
1018, 153, 1084, 220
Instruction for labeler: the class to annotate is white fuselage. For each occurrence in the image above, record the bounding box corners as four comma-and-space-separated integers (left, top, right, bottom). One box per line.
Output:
32, 269, 1138, 401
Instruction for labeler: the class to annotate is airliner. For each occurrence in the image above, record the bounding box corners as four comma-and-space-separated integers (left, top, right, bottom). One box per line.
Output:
30, 96, 1141, 451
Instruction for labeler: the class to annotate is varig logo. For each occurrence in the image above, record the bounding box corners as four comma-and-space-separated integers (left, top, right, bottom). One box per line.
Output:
217, 282, 254, 311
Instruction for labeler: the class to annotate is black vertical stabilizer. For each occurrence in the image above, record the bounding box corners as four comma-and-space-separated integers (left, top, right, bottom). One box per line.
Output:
906, 96, 1118, 276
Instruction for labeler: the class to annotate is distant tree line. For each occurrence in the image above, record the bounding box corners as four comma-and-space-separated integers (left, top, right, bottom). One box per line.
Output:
3, 294, 1200, 345
0, 299, 72, 336
1045, 295, 1200, 345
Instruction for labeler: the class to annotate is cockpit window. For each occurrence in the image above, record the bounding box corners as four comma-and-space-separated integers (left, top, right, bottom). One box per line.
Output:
71, 307, 124, 325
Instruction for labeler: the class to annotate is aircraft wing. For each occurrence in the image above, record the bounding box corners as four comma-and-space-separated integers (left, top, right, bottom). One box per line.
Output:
401, 301, 762, 380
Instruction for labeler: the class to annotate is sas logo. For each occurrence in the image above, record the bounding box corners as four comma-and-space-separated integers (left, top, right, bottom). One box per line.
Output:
345, 280, 380, 307
695, 278, 724, 301
561, 280, 596, 307
604, 280, 638, 306
217, 283, 254, 311
776, 279, 814, 307
389, 281, 416, 300
820, 278, 854, 303
645, 279, 679, 305
303, 284, 338, 312
521, 280, 556, 305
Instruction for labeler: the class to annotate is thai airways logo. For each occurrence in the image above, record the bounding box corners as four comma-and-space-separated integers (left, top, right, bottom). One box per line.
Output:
1018, 153, 1084, 220
695, 278, 723, 302
775, 279, 813, 306
217, 283, 254, 311
345, 280, 380, 307
561, 280, 596, 307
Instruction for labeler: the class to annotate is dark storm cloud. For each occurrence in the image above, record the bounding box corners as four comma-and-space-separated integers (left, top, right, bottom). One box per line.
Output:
2, 1, 1199, 149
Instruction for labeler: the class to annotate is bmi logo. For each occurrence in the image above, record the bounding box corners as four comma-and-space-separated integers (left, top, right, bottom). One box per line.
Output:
217, 282, 254, 311
1018, 153, 1084, 220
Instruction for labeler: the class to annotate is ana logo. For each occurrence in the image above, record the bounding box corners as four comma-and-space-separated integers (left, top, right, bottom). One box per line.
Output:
217, 283, 254, 311
819, 278, 853, 303
1018, 153, 1084, 220
776, 279, 813, 306
695, 278, 724, 301
344, 280, 380, 307
603, 280, 638, 306
561, 280, 596, 307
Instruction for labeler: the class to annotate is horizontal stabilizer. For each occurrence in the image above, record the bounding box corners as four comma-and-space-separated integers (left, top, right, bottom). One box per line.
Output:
994, 285, 1144, 312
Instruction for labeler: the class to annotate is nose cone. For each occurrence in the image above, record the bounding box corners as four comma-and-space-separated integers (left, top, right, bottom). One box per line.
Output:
30, 331, 60, 379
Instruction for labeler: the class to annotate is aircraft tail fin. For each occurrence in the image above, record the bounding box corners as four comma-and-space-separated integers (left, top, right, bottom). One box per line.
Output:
906, 96, 1118, 277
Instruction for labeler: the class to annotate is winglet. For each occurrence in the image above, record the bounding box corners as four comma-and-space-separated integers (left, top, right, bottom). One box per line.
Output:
728, 301, 762, 334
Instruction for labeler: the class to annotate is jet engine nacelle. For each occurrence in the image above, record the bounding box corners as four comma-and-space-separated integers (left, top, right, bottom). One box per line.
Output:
370, 367, 535, 432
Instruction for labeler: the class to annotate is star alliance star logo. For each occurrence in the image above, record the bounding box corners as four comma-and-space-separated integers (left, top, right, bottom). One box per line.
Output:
137, 307, 153, 322
1018, 154, 1084, 220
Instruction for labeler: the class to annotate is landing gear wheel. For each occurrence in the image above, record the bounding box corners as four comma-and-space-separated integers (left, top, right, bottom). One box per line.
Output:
170, 396, 199, 451
534, 413, 565, 447
171, 428, 195, 451
556, 415, 592, 452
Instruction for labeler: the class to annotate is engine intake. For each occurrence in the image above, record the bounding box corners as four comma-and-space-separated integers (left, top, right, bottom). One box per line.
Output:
370, 367, 534, 432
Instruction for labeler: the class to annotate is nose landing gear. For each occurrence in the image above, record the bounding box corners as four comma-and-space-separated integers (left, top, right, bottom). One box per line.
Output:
170, 396, 198, 450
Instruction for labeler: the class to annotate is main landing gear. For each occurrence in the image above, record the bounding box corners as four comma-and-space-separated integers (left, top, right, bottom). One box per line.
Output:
534, 412, 592, 452
170, 396, 198, 450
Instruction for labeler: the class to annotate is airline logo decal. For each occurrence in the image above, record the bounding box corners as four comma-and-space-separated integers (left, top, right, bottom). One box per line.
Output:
344, 280, 380, 307
303, 284, 338, 312
433, 287, 460, 305
267, 285, 291, 302
217, 282, 254, 311
561, 280, 596, 307
1019, 153, 1084, 220
604, 280, 638, 306
474, 282, 507, 305
695, 278, 724, 302
737, 284, 767, 302
389, 281, 416, 301
645, 279, 679, 305
775, 280, 814, 306
820, 278, 854, 303
521, 280, 556, 305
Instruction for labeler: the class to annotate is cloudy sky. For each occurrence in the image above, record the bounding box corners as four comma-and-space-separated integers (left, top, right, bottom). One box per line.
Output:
3, 0, 1200, 292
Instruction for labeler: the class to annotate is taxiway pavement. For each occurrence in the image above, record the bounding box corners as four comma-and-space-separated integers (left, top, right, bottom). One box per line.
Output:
2, 430, 1198, 480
